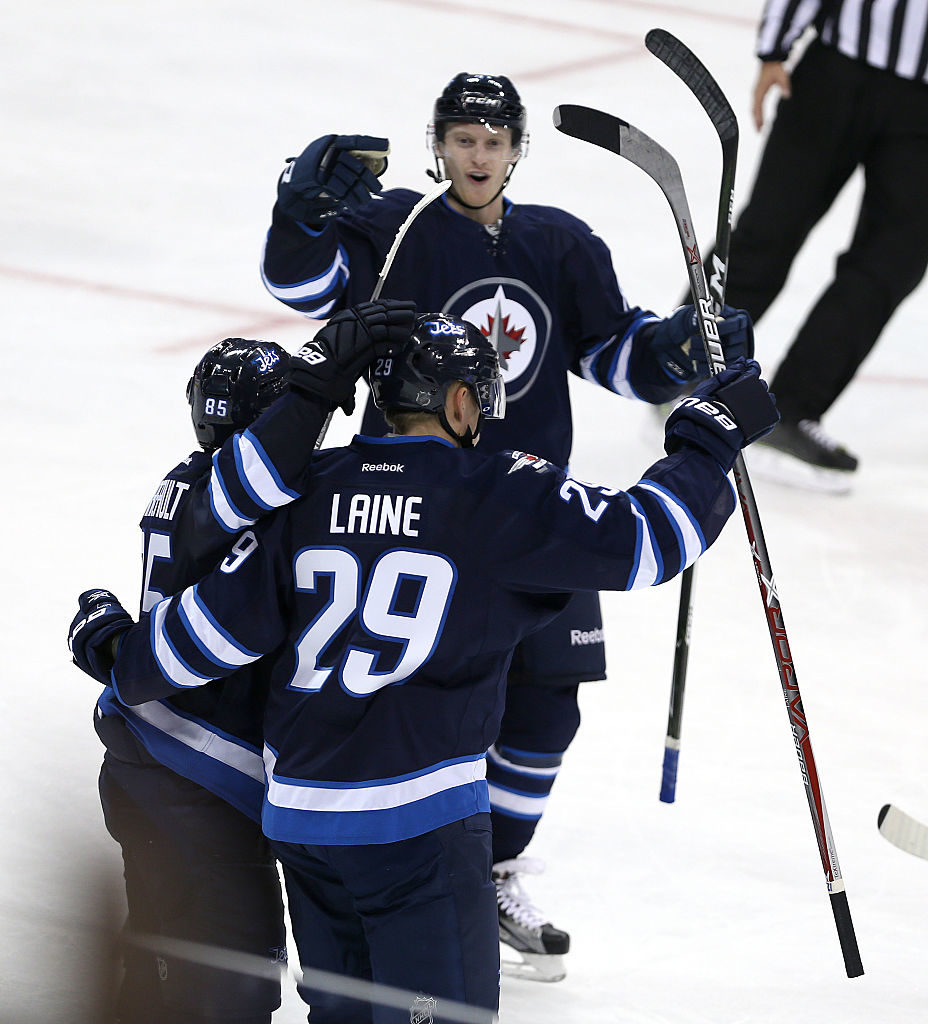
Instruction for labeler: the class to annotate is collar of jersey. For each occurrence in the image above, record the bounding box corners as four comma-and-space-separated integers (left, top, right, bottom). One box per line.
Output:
355, 433, 457, 449
439, 194, 514, 220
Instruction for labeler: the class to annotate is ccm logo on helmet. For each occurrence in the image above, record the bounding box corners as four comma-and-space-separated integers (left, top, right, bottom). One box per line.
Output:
674, 397, 737, 431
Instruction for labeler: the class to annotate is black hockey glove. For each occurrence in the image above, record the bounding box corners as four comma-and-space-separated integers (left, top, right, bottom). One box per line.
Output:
664, 358, 779, 471
288, 299, 417, 414
277, 134, 390, 224
68, 589, 133, 685
646, 304, 754, 384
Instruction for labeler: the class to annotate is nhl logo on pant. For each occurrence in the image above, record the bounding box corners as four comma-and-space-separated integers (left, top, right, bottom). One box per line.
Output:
410, 993, 437, 1024
156, 955, 168, 982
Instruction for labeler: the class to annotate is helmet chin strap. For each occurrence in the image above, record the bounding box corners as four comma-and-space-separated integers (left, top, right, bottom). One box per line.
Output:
438, 408, 483, 449
426, 155, 518, 212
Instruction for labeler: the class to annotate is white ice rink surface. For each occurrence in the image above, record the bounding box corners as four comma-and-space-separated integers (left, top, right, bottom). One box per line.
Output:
4, 1, 927, 1020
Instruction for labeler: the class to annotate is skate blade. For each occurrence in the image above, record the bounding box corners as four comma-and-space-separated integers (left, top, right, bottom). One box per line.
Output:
500, 949, 566, 983
746, 445, 854, 495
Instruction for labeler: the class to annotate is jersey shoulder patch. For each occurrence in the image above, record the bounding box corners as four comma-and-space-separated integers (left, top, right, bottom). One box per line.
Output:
503, 450, 557, 476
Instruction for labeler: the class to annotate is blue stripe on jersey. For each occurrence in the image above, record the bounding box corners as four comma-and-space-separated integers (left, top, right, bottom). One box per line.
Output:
487, 780, 549, 821
487, 743, 561, 777
260, 244, 349, 317
578, 312, 659, 400
626, 494, 662, 589
147, 597, 215, 691
96, 689, 266, 821
261, 746, 489, 844
234, 429, 302, 511
177, 586, 262, 671
209, 455, 258, 533
637, 478, 707, 575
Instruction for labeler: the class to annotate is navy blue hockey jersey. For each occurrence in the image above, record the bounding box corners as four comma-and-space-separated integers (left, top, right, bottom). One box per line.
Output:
95, 391, 329, 820
261, 190, 681, 466
108, 433, 736, 846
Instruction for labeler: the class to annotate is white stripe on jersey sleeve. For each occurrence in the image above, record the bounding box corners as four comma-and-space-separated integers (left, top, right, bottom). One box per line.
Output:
236, 431, 300, 510
579, 334, 638, 398
260, 247, 348, 305
151, 598, 215, 689
208, 467, 257, 533
626, 497, 661, 590
178, 587, 261, 671
637, 480, 705, 570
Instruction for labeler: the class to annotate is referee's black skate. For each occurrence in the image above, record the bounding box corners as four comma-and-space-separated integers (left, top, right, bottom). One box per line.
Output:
493, 858, 569, 982
749, 418, 858, 494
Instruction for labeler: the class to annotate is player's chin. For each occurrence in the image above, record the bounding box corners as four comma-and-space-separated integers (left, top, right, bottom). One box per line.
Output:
458, 176, 497, 203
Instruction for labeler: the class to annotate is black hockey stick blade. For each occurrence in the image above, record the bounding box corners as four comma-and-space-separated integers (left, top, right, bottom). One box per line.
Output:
645, 28, 738, 314
645, 29, 738, 143
553, 104, 625, 155
553, 106, 684, 197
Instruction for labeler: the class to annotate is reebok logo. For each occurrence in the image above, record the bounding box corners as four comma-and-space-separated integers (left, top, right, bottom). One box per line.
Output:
361, 462, 404, 472
570, 628, 604, 646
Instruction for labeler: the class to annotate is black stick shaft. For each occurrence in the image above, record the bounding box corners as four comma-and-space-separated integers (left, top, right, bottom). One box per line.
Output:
646, 30, 738, 803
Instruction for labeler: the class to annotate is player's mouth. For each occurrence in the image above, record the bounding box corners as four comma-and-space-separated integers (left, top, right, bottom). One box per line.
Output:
467, 171, 490, 184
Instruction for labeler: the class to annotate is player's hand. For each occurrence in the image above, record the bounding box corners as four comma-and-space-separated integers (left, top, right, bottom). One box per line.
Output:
288, 300, 417, 414
647, 304, 754, 384
68, 589, 133, 685
664, 358, 779, 470
276, 134, 390, 224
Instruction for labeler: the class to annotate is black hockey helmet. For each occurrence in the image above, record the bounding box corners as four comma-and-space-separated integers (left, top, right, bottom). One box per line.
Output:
187, 338, 289, 451
369, 313, 505, 445
431, 73, 527, 145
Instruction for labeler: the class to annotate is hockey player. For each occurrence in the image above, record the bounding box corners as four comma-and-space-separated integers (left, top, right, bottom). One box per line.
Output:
69, 312, 778, 1024
259, 72, 757, 978
91, 301, 416, 1024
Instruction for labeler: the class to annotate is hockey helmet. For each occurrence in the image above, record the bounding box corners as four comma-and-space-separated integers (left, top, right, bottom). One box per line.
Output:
369, 312, 505, 425
431, 73, 527, 146
187, 338, 289, 451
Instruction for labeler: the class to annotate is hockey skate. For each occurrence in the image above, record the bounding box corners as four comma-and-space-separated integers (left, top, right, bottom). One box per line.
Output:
748, 418, 858, 494
493, 858, 569, 982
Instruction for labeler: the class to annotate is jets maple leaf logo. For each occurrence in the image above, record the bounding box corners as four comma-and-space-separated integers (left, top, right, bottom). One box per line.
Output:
480, 294, 526, 369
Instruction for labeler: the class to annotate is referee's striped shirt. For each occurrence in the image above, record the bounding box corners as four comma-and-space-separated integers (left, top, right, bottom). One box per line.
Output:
757, 0, 928, 83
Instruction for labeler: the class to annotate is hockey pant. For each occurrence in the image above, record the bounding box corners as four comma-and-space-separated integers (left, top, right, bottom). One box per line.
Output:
272, 813, 498, 1024
99, 754, 286, 1024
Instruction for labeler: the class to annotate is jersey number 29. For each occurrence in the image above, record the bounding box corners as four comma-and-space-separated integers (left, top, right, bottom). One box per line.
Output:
289, 546, 456, 697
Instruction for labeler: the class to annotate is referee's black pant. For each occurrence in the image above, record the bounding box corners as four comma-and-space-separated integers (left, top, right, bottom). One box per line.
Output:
724, 41, 928, 423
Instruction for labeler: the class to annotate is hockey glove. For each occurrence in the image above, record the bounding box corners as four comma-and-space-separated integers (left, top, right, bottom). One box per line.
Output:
288, 299, 417, 414
277, 134, 390, 224
68, 589, 133, 685
664, 357, 779, 471
646, 304, 754, 384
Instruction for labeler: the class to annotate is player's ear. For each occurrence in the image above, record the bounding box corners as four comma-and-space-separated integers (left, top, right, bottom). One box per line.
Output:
442, 383, 465, 430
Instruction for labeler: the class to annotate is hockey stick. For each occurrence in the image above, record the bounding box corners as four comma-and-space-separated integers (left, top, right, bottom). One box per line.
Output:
552, 103, 864, 979
313, 178, 451, 449
878, 804, 928, 861
644, 29, 739, 804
